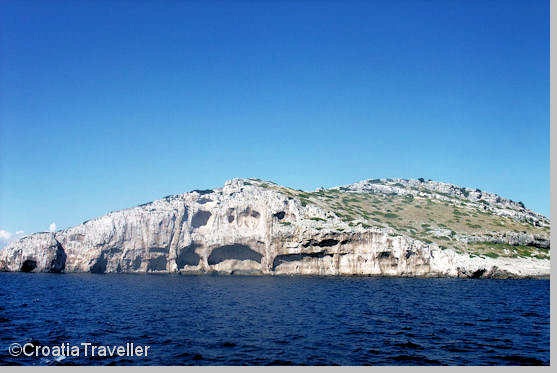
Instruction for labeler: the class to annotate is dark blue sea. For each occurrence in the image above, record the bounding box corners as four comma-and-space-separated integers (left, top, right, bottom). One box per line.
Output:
0, 273, 550, 365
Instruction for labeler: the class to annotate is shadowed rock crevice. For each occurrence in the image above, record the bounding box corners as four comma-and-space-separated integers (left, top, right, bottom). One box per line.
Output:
273, 211, 285, 220
149, 247, 169, 253
272, 251, 330, 270
208, 244, 263, 265
90, 253, 107, 274
191, 189, 213, 195
377, 251, 399, 268
49, 239, 67, 273
90, 247, 122, 273
68, 233, 85, 242
318, 239, 339, 247
176, 242, 201, 268
21, 259, 37, 272
147, 256, 167, 271
457, 267, 488, 279
132, 257, 142, 270
240, 207, 260, 219
192, 210, 212, 228
470, 268, 486, 278
227, 208, 235, 223
303, 239, 339, 248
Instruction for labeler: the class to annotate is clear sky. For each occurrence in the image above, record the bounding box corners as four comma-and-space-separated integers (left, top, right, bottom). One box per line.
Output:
0, 0, 549, 240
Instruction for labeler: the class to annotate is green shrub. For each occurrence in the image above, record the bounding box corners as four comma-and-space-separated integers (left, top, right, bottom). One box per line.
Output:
309, 217, 326, 222
484, 252, 499, 258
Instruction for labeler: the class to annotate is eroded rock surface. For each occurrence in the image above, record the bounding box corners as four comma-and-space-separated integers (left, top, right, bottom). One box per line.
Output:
0, 178, 550, 277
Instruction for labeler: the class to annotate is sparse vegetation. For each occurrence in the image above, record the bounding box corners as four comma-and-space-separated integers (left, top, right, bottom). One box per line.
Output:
484, 252, 499, 259
309, 217, 326, 222
268, 177, 548, 260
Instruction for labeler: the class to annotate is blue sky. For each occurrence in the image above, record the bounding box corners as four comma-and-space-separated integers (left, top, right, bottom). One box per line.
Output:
0, 0, 549, 238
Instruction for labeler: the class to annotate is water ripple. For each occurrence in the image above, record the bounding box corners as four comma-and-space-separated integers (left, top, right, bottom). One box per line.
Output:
0, 273, 549, 366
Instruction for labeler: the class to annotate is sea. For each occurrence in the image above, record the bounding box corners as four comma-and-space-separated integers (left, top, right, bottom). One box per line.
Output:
0, 273, 550, 365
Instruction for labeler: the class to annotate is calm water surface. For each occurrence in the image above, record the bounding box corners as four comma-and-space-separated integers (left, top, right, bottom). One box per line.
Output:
0, 273, 549, 365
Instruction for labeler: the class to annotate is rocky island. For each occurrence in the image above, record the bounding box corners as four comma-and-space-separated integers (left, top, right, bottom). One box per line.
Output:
0, 178, 550, 278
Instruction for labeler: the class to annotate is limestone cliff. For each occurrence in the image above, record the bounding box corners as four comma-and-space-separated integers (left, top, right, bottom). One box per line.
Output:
0, 178, 550, 278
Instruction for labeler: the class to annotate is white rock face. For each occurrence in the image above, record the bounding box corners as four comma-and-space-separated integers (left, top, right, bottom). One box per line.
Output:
0, 233, 66, 273
0, 178, 550, 277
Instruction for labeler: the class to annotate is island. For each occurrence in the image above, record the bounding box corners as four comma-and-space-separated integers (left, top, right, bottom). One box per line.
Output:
0, 178, 550, 278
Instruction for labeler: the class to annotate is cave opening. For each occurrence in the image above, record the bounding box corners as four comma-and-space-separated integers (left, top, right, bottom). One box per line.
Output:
21, 259, 37, 272
208, 244, 263, 265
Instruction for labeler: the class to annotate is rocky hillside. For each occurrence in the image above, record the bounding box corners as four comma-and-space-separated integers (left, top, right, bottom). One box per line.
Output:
0, 178, 550, 278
